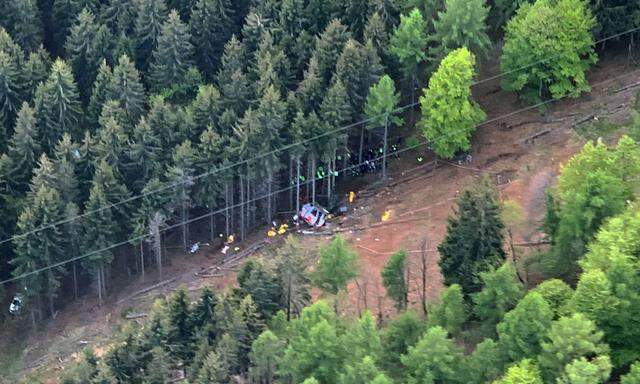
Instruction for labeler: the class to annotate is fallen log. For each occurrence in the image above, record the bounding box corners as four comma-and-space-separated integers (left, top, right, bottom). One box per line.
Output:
613, 81, 640, 93
197, 273, 224, 278
116, 276, 178, 304
513, 240, 551, 247
572, 114, 596, 127
125, 312, 148, 320
522, 129, 552, 144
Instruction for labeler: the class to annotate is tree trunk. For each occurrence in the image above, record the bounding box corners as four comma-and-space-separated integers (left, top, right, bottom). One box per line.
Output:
311, 154, 316, 204
296, 156, 301, 216
289, 157, 294, 210
286, 273, 292, 321
240, 174, 245, 241
97, 267, 103, 308
421, 237, 428, 315
181, 198, 188, 252
225, 182, 230, 237
72, 261, 78, 300
508, 228, 526, 285
411, 73, 416, 123
358, 124, 365, 165
382, 114, 389, 180
230, 178, 235, 234
140, 242, 145, 282
267, 169, 273, 225
209, 206, 215, 243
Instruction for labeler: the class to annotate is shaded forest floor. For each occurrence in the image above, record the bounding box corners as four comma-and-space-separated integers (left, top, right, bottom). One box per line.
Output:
2, 51, 639, 383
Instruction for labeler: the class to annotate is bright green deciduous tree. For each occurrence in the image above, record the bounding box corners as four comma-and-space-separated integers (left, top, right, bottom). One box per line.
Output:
401, 326, 463, 384
419, 47, 486, 159
249, 330, 284, 384
463, 338, 505, 384
531, 279, 573, 319
500, 0, 597, 104
381, 249, 408, 310
314, 235, 359, 311
473, 263, 524, 334
539, 313, 609, 382
427, 284, 467, 336
621, 361, 640, 384
495, 359, 543, 384
497, 292, 553, 362
380, 310, 426, 376
557, 356, 612, 384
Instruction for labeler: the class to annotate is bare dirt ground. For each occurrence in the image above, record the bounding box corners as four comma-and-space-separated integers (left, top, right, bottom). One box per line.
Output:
3, 52, 639, 383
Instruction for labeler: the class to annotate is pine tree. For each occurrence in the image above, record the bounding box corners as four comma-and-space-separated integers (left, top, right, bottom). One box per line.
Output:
195, 126, 224, 241
23, 47, 51, 101
125, 117, 163, 191
52, 0, 99, 55
216, 35, 251, 115
143, 346, 170, 384
64, 8, 112, 104
149, 10, 195, 92
381, 250, 408, 311
341, 0, 373, 38
191, 287, 217, 332
364, 12, 390, 61
314, 235, 359, 312
3, 0, 43, 52
34, 59, 82, 152
95, 115, 129, 175
107, 54, 146, 127
92, 159, 132, 238
146, 95, 185, 157
12, 181, 67, 319
196, 350, 231, 384
6, 102, 40, 191
313, 19, 351, 85
88, 60, 113, 130
0, 51, 24, 142
429, 0, 491, 64
100, 0, 136, 36
190, 84, 223, 137
389, 8, 428, 82
237, 259, 283, 320
274, 236, 311, 320
335, 39, 383, 115
438, 177, 505, 296
134, 0, 168, 73
253, 31, 293, 96
80, 183, 116, 307
167, 287, 194, 364
189, 0, 235, 80
249, 330, 284, 384
295, 57, 324, 114
165, 140, 196, 251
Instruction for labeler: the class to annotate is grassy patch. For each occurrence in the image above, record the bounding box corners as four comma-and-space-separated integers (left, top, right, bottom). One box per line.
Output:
574, 117, 622, 141
0, 335, 26, 384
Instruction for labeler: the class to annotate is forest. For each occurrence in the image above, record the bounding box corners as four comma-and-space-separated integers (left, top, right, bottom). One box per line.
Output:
0, 0, 639, 382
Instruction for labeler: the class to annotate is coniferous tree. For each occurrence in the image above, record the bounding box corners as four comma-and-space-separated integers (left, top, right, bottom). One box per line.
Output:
196, 126, 223, 241
429, 0, 491, 63
389, 8, 428, 83
427, 284, 468, 336
149, 10, 195, 92
314, 235, 359, 312
12, 172, 67, 319
134, 0, 168, 73
335, 39, 383, 116
189, 0, 235, 80
217, 35, 251, 115
23, 47, 52, 101
34, 59, 82, 152
64, 9, 112, 104
126, 117, 162, 192
313, 19, 351, 85
165, 140, 196, 251
3, 0, 43, 52
52, 0, 99, 55
167, 287, 194, 364
295, 57, 324, 114
191, 287, 217, 332
237, 259, 283, 320
80, 183, 116, 307
88, 60, 113, 129
382, 250, 408, 311
0, 51, 24, 142
249, 330, 284, 384
92, 159, 131, 239
100, 0, 136, 36
472, 263, 524, 335
95, 114, 129, 175
107, 54, 146, 127
5, 102, 40, 191
364, 12, 390, 61
341, 0, 373, 38
438, 178, 505, 296
190, 84, 223, 137
274, 236, 311, 320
